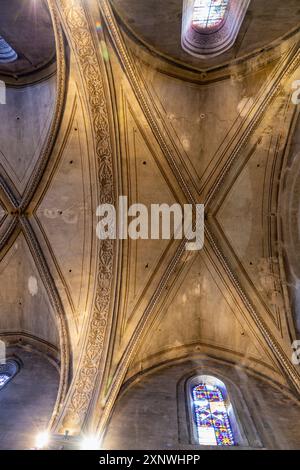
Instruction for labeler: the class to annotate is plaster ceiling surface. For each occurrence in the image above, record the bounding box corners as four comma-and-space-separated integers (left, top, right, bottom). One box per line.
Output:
0, 0, 56, 78
0, 232, 59, 347
111, 0, 300, 69
0, 0, 60, 353
101, 17, 299, 395
0, 75, 57, 195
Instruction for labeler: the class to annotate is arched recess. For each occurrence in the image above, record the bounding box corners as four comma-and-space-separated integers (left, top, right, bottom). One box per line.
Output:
0, 350, 59, 450
0, 0, 71, 435
181, 0, 250, 58
0, 0, 56, 82
103, 357, 300, 449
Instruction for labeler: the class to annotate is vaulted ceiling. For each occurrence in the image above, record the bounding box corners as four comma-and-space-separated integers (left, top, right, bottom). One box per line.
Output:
0, 0, 299, 440
111, 0, 300, 70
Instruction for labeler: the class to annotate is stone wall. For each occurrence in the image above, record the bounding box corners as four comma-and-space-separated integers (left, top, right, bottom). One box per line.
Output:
104, 357, 300, 450
0, 347, 59, 450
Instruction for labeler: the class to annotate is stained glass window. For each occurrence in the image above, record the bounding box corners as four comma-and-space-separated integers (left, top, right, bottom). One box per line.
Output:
192, 382, 235, 446
0, 360, 18, 390
0, 35, 18, 64
0, 374, 10, 388
192, 0, 229, 29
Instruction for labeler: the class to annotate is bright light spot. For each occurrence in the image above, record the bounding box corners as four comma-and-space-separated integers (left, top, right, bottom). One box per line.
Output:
100, 40, 109, 62
0, 374, 9, 387
28, 276, 38, 296
35, 431, 49, 449
80, 435, 100, 450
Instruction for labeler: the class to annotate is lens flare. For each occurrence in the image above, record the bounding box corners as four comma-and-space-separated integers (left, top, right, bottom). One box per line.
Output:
35, 431, 49, 449
80, 435, 100, 450
100, 40, 109, 62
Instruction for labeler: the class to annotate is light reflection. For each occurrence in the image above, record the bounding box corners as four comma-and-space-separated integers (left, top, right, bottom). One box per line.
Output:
192, 0, 229, 29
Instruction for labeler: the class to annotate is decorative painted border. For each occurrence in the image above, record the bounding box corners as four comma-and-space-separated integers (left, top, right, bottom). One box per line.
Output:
53, 0, 116, 432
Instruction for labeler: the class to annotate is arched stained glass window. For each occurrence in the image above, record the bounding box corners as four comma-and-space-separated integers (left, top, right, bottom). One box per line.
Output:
191, 377, 235, 446
182, 0, 250, 58
0, 360, 19, 390
192, 0, 229, 29
0, 35, 18, 64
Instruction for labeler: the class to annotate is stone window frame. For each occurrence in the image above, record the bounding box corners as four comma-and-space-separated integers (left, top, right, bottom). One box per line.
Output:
181, 0, 251, 58
177, 367, 263, 448
188, 374, 241, 446
0, 359, 20, 391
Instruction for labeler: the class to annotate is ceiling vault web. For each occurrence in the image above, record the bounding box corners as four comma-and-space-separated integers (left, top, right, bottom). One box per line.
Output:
96, 0, 300, 434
